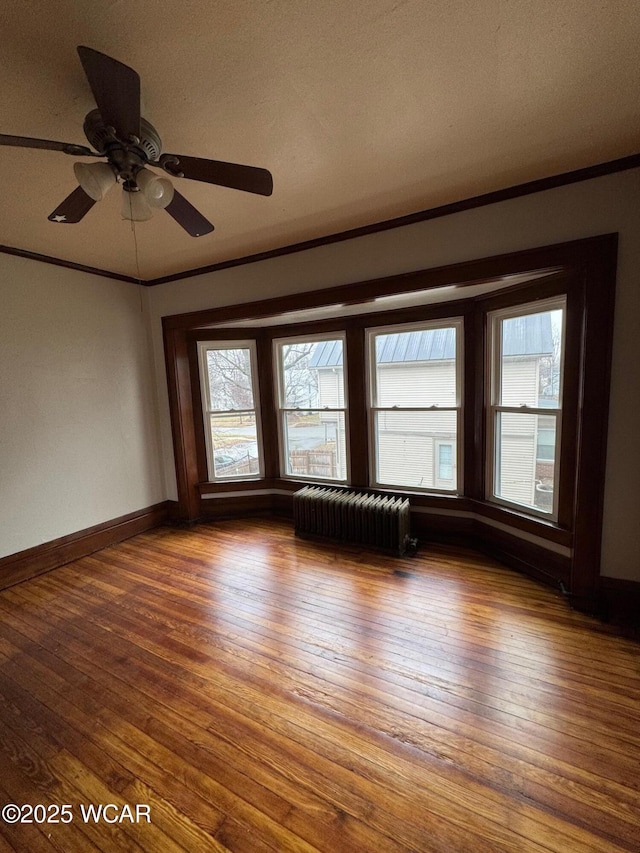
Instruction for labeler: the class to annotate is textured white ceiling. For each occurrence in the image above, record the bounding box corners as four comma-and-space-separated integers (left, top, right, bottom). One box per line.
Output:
1, 0, 639, 280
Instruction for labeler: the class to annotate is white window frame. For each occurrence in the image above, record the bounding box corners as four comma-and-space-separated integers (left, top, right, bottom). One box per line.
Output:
366, 317, 464, 494
273, 331, 350, 483
486, 296, 566, 520
197, 340, 264, 482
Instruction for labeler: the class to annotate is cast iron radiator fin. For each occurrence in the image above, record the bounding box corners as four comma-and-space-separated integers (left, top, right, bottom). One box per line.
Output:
292, 486, 411, 555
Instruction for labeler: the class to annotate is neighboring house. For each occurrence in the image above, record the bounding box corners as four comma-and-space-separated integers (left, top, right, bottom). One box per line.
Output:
308, 314, 555, 507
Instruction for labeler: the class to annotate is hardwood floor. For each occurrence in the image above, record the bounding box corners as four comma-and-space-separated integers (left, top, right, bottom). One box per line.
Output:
0, 517, 638, 852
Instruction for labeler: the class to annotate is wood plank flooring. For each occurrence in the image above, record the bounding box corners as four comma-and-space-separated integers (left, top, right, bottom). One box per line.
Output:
0, 517, 638, 852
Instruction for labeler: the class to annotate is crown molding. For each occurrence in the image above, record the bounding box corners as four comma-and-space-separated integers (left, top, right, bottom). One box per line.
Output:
3, 152, 639, 286
0, 243, 140, 283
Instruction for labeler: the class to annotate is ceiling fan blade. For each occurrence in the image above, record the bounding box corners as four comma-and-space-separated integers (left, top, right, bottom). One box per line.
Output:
77, 46, 140, 141
165, 189, 214, 237
0, 133, 95, 156
48, 186, 96, 223
159, 153, 273, 196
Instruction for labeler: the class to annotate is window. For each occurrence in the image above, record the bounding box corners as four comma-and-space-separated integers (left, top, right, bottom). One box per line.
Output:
436, 441, 455, 486
197, 341, 263, 481
367, 319, 463, 491
487, 298, 565, 517
274, 334, 348, 481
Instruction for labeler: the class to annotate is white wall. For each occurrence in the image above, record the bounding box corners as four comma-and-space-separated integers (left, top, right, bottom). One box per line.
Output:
0, 254, 165, 559
148, 168, 640, 581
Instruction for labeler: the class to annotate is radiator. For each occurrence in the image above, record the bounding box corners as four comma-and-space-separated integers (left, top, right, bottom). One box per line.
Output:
293, 486, 411, 555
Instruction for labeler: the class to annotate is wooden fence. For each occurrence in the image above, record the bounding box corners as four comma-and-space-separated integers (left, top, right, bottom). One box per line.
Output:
289, 449, 337, 478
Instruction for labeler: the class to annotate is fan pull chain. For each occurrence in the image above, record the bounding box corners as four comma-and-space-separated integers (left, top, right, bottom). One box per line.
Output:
128, 204, 144, 292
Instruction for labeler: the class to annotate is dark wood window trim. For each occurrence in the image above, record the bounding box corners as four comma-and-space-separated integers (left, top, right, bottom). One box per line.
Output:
163, 234, 617, 610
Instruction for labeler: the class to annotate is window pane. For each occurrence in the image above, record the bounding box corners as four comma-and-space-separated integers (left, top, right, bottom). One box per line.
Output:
375, 410, 457, 489
495, 412, 556, 512
500, 309, 562, 407
209, 412, 260, 478
282, 340, 344, 408
283, 411, 347, 480
536, 420, 556, 461
438, 444, 454, 480
206, 348, 255, 411
374, 327, 457, 408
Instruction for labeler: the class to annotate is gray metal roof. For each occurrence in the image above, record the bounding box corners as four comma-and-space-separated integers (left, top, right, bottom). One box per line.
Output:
308, 314, 553, 368
502, 312, 554, 356
376, 327, 456, 363
307, 338, 343, 368
307, 341, 341, 368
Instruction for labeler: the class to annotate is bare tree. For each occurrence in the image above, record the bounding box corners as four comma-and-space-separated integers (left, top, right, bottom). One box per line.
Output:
282, 343, 319, 408
207, 349, 254, 410
206, 342, 323, 411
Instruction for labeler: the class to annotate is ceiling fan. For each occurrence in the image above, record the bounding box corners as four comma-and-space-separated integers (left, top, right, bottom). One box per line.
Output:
0, 46, 273, 237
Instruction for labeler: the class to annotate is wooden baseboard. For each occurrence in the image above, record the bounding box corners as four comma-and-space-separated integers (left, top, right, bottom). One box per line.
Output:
472, 523, 571, 589
0, 501, 173, 591
198, 494, 274, 520
598, 577, 640, 636
411, 511, 475, 542
411, 511, 570, 590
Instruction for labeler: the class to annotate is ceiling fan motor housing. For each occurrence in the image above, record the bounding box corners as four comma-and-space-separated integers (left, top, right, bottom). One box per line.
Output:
83, 109, 162, 167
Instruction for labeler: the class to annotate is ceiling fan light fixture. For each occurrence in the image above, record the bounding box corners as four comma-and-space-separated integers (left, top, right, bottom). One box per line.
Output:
3, 46, 270, 234
121, 186, 153, 221
136, 168, 174, 209
73, 161, 116, 201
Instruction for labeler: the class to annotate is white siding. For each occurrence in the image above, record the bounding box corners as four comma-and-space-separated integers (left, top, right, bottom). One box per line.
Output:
318, 368, 345, 409
377, 433, 436, 488
501, 358, 539, 406
497, 358, 541, 506
375, 407, 457, 490
496, 426, 537, 505
377, 409, 456, 433
377, 360, 456, 407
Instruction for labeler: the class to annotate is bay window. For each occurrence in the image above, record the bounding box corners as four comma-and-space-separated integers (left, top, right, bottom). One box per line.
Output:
171, 235, 615, 606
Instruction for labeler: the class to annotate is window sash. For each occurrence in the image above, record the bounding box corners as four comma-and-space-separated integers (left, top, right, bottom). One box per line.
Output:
369, 407, 462, 495
198, 340, 263, 482
274, 333, 349, 483
490, 300, 565, 409
486, 297, 565, 519
490, 410, 561, 517
367, 318, 463, 493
